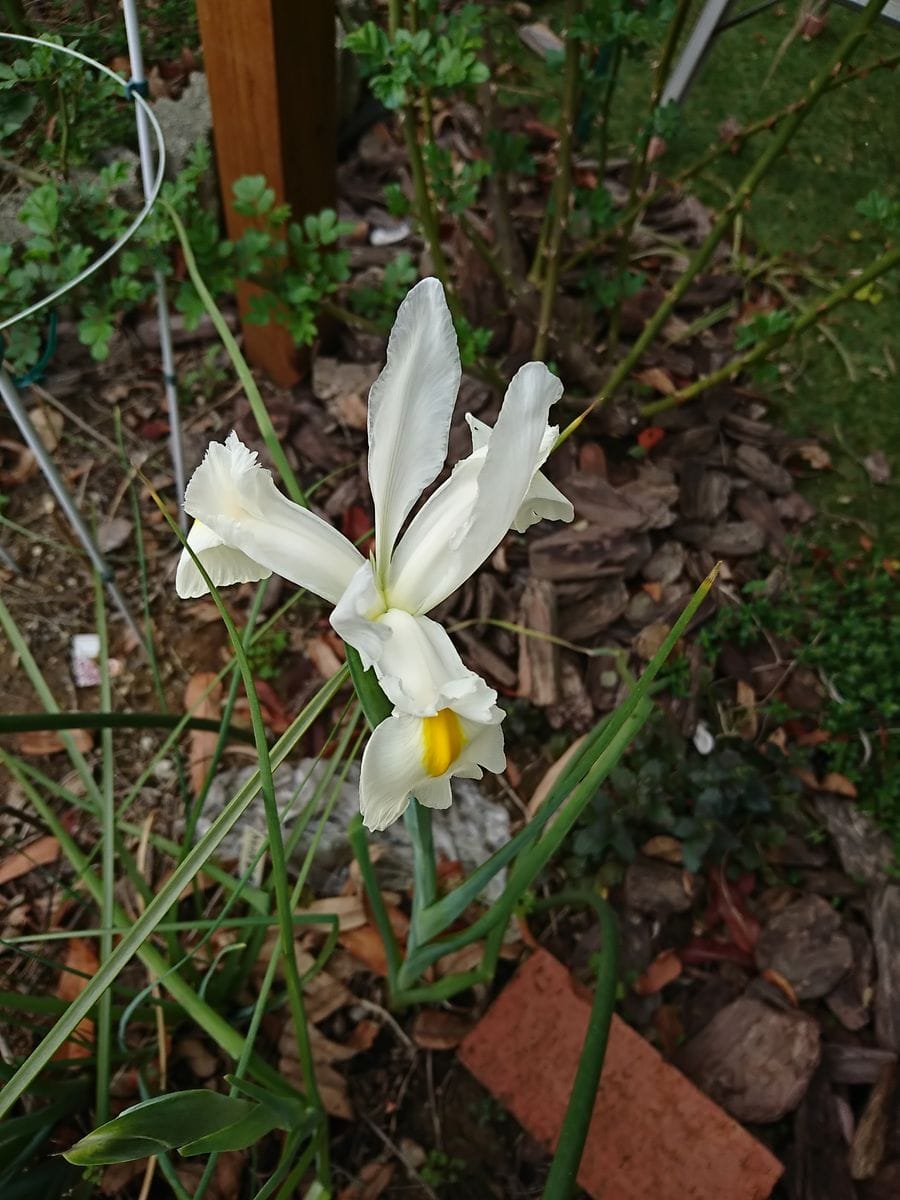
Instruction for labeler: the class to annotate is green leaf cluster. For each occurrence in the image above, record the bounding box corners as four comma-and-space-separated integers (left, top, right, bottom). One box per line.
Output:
346, 3, 489, 110
566, 715, 793, 876
700, 547, 900, 847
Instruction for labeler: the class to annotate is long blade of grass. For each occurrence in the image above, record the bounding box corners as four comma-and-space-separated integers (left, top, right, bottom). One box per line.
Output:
0, 665, 347, 1119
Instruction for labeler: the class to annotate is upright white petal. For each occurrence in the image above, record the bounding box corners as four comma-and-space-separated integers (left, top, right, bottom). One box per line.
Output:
374, 610, 497, 720
175, 520, 271, 599
184, 433, 364, 604
358, 706, 506, 831
367, 278, 461, 574
466, 415, 574, 533
388, 362, 564, 614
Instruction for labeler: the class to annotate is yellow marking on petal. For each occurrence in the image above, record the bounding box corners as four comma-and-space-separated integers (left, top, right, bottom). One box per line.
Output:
421, 708, 465, 778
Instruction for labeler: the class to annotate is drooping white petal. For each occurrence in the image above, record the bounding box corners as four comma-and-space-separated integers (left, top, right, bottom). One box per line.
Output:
330, 561, 389, 669
373, 610, 497, 720
467, 415, 574, 534
388, 362, 564, 614
184, 433, 364, 604
367, 278, 461, 573
175, 520, 272, 599
358, 706, 506, 831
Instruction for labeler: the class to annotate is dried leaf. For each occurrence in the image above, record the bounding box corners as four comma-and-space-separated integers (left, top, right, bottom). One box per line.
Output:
633, 949, 683, 995
640, 835, 683, 864
340, 906, 408, 975
634, 368, 676, 395
761, 967, 799, 1007
0, 833, 60, 884
527, 734, 588, 818
183, 672, 223, 796
794, 443, 832, 470
735, 678, 758, 740
863, 451, 891, 485
337, 1161, 395, 1200
306, 634, 344, 679
53, 938, 98, 1059
652, 1004, 685, 1057
15, 728, 93, 756
821, 772, 858, 799
96, 517, 133, 554
28, 406, 64, 452
0, 438, 37, 487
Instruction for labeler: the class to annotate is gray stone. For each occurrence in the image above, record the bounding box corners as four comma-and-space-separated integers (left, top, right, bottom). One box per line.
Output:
153, 73, 212, 177
197, 758, 511, 900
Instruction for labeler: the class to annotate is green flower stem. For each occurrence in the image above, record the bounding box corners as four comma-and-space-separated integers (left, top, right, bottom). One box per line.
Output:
347, 812, 403, 986
345, 645, 439, 976
162, 200, 307, 508
640, 238, 900, 417
404, 800, 437, 954
539, 890, 618, 1200
94, 575, 114, 1126
396, 699, 650, 995
557, 0, 888, 444
532, 1, 579, 361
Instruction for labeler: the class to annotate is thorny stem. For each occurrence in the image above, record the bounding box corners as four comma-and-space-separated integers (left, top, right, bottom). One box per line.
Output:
595, 40, 623, 184
607, 0, 693, 352
562, 50, 900, 277
640, 239, 900, 417
556, 0, 889, 446
533, 2, 580, 360
479, 68, 525, 285
390, 0, 457, 314
0, 155, 48, 187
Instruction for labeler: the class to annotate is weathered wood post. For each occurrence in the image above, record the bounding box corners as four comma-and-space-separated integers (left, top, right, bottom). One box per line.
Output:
195, 0, 336, 386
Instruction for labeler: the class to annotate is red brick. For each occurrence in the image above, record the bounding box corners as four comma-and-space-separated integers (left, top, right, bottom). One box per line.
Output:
458, 949, 783, 1200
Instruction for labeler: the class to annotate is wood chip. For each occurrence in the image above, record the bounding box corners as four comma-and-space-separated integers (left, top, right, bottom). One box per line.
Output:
871, 884, 900, 1052
675, 996, 821, 1123
517, 577, 559, 706
733, 443, 793, 496
850, 1062, 895, 1180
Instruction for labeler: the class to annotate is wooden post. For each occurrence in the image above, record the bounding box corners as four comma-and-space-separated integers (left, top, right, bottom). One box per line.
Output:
195, 0, 336, 386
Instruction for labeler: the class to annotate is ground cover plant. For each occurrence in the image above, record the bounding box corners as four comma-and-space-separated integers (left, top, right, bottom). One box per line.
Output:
1, 1, 899, 1198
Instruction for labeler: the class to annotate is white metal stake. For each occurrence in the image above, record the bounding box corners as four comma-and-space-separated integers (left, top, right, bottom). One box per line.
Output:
122, 0, 188, 530
0, 367, 147, 650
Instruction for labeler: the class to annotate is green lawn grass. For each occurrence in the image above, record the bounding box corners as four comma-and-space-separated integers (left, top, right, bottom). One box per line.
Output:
644, 4, 900, 544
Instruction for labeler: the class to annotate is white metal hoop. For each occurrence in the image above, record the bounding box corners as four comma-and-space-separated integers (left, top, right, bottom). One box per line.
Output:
0, 32, 167, 333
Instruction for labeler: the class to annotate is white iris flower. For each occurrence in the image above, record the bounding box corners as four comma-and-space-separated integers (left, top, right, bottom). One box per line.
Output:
175, 278, 572, 829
